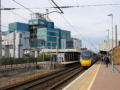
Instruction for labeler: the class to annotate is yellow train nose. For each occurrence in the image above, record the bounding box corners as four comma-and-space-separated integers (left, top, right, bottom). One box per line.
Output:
81, 60, 91, 66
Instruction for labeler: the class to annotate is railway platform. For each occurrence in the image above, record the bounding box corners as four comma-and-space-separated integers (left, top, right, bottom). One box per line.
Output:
63, 61, 120, 90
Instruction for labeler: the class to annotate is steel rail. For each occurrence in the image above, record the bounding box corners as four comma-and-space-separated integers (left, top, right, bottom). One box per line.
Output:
3, 65, 82, 90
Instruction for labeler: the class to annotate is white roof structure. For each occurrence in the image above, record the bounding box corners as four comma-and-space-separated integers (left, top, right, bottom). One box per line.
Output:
99, 39, 119, 51
41, 49, 81, 53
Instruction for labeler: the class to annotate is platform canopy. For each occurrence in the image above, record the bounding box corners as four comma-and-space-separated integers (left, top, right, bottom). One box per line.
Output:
41, 49, 81, 53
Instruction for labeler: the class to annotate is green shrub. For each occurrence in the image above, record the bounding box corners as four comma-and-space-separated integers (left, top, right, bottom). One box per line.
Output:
37, 54, 52, 62
1, 57, 34, 65
1, 54, 52, 65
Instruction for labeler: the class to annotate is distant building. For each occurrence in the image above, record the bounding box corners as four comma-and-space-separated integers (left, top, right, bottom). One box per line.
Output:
29, 18, 58, 49
61, 38, 66, 49
8, 22, 29, 33
36, 28, 59, 49
66, 40, 73, 49
60, 30, 72, 49
99, 39, 118, 52
41, 49, 81, 62
72, 38, 82, 49
2, 31, 30, 58
29, 17, 73, 49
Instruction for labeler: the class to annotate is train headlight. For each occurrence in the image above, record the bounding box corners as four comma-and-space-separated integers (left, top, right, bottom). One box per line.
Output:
80, 58, 83, 62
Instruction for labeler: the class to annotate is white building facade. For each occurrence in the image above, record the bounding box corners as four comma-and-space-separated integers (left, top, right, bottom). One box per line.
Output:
61, 39, 66, 49
72, 38, 82, 49
2, 31, 30, 58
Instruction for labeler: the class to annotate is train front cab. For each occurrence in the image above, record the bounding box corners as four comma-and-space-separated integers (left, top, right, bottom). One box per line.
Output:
81, 60, 91, 66
80, 58, 92, 67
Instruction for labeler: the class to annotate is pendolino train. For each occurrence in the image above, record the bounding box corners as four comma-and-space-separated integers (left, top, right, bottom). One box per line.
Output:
80, 50, 98, 67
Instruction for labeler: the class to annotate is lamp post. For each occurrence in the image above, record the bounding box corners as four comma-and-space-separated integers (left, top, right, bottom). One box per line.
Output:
107, 13, 114, 72
106, 29, 110, 56
43, 40, 45, 62
0, 0, 2, 65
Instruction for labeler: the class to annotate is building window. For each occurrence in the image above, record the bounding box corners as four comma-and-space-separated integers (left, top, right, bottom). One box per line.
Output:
20, 34, 22, 38
29, 22, 32, 25
34, 21, 37, 24
10, 45, 13, 49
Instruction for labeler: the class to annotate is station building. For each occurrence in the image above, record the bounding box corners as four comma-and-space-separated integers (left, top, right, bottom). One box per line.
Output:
99, 39, 118, 55
40, 49, 80, 62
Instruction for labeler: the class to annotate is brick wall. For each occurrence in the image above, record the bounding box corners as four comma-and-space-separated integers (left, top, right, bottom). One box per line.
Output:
110, 46, 120, 65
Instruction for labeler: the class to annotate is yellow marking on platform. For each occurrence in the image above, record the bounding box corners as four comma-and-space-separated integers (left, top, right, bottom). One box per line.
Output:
63, 61, 101, 90
87, 62, 101, 90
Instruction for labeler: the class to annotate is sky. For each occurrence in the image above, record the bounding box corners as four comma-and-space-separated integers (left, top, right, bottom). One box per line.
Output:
2, 0, 120, 52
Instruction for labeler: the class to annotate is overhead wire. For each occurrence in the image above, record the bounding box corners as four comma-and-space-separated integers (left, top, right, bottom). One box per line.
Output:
8, 3, 120, 9
1, 2, 30, 32
12, 0, 34, 13
2, 5, 28, 21
51, 3, 120, 8
1, 6, 29, 33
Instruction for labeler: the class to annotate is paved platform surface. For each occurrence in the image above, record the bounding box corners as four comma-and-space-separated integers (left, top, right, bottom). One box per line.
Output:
63, 61, 120, 90
91, 63, 120, 90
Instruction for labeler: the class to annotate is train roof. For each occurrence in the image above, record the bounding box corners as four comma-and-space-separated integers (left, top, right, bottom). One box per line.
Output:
81, 50, 96, 54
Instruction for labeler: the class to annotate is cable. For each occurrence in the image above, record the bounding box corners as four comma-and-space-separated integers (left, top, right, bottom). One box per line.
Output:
48, 0, 61, 13
2, 5, 28, 21
12, 0, 34, 13
51, 0, 64, 14
11, 0, 49, 20
52, 4, 120, 8
9, 3, 120, 9
77, 4, 120, 7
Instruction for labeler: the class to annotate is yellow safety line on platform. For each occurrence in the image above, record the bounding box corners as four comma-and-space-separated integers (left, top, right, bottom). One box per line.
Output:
63, 63, 94, 90
63, 61, 101, 90
87, 62, 101, 90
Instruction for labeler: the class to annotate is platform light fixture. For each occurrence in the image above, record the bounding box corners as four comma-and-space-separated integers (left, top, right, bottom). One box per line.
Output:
107, 13, 114, 72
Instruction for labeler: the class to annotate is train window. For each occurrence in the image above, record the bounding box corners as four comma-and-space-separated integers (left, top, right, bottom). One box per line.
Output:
81, 51, 92, 60
81, 52, 91, 57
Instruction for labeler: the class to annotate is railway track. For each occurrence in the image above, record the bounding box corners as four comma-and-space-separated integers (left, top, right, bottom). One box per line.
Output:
3, 65, 83, 90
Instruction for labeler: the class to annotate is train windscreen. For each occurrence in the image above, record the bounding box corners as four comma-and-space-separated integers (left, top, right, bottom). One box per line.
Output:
81, 51, 92, 60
